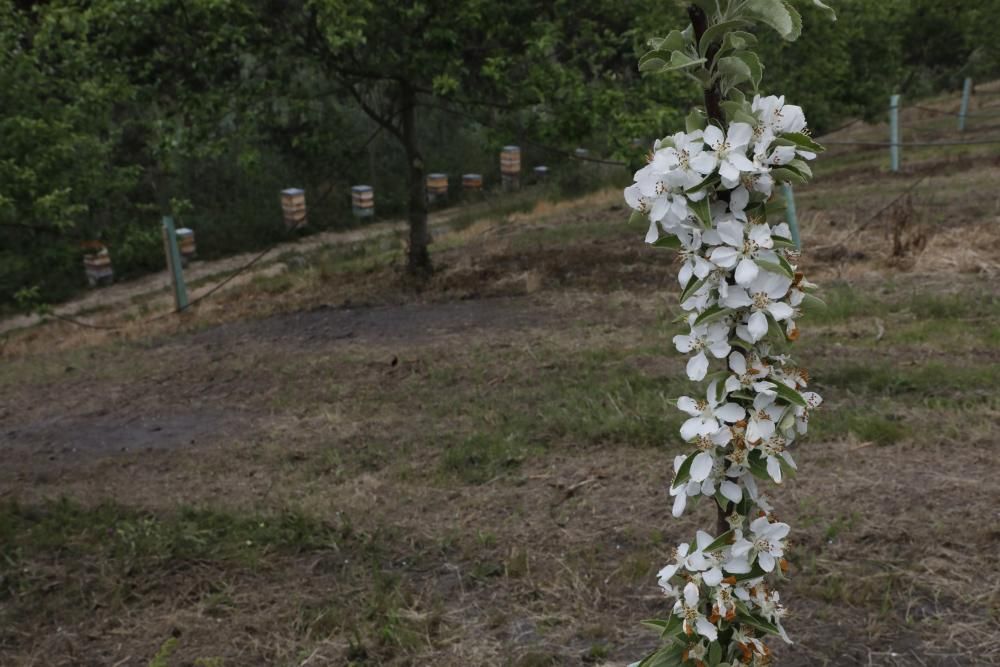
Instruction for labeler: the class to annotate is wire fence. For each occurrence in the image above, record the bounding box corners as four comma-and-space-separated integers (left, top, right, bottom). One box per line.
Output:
19, 80, 1000, 332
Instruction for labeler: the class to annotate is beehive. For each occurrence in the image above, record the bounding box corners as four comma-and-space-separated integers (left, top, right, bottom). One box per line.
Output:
82, 242, 114, 287
176, 227, 196, 263
500, 145, 521, 175
574, 147, 590, 158
352, 185, 374, 218
533, 165, 550, 180
281, 188, 307, 229
462, 173, 483, 191
426, 173, 448, 203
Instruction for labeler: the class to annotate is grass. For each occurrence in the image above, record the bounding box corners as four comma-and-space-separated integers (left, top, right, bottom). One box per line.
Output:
3, 95, 1000, 665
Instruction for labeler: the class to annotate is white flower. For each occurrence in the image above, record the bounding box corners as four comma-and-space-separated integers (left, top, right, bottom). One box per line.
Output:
724, 271, 794, 342
752, 587, 792, 643
709, 210, 778, 287
701, 122, 757, 189
793, 391, 823, 435
634, 162, 690, 225
676, 229, 713, 287
673, 321, 731, 381
745, 392, 785, 444
723, 351, 776, 396
760, 432, 796, 483
656, 129, 715, 192
731, 516, 790, 573
753, 94, 807, 135
672, 581, 718, 641
656, 541, 694, 585
677, 382, 745, 441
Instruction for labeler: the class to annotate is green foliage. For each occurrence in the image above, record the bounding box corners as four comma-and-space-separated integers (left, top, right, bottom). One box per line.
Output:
3, 0, 999, 306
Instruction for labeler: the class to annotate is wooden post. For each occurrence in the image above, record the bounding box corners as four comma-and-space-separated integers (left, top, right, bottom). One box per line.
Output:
958, 77, 972, 132
889, 94, 901, 173
783, 183, 801, 250
162, 215, 189, 311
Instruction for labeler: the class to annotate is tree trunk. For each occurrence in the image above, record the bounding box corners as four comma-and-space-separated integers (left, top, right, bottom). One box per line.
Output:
689, 3, 731, 539
401, 82, 432, 277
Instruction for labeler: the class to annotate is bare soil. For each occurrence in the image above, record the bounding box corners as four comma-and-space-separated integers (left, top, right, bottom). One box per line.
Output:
2, 109, 1000, 666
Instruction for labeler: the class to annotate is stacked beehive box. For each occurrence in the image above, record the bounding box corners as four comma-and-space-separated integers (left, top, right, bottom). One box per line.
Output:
176, 228, 196, 264
426, 173, 448, 204
82, 242, 114, 287
500, 145, 520, 191
281, 188, 307, 229
462, 173, 483, 192
351, 185, 374, 218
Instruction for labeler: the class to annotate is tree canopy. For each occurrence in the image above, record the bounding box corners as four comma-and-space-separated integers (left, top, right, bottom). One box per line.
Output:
2, 0, 998, 308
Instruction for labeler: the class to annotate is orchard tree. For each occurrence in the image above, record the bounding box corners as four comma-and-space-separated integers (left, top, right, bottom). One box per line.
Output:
299, 0, 669, 277
0, 1, 136, 305
624, 1, 834, 664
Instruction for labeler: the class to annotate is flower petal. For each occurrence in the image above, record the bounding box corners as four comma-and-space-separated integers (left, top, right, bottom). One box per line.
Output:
735, 257, 759, 286
720, 480, 742, 503
690, 451, 714, 482
695, 617, 719, 642
747, 310, 769, 342
687, 351, 710, 381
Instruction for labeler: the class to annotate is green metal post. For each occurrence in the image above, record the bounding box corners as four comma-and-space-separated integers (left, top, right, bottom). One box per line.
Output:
889, 94, 901, 172
958, 77, 972, 132
162, 215, 189, 311
782, 183, 801, 250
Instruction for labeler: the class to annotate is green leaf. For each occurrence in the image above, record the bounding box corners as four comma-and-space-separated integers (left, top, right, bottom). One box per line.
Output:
628, 209, 647, 226
686, 108, 706, 133
801, 293, 827, 311
722, 30, 758, 54
638, 644, 685, 667
693, 304, 730, 327
681, 275, 707, 303
734, 51, 763, 91
773, 382, 808, 408
735, 608, 782, 636
742, 0, 798, 41
777, 253, 796, 277
686, 173, 719, 196
689, 197, 712, 228
708, 641, 723, 667
778, 455, 797, 479
716, 55, 752, 87
765, 197, 788, 218
648, 30, 688, 53
770, 235, 797, 249
732, 563, 767, 582
702, 529, 735, 553
769, 167, 807, 185
641, 615, 682, 637
782, 132, 825, 154
732, 109, 760, 126
747, 450, 770, 480
754, 259, 793, 279
653, 235, 682, 249
786, 1, 803, 40
672, 452, 697, 487
640, 49, 707, 74
811, 0, 837, 20
789, 158, 813, 179
699, 20, 750, 58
